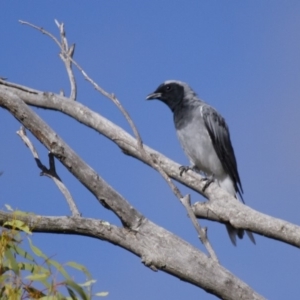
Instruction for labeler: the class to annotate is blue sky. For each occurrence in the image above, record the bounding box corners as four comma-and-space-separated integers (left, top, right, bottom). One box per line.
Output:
1, 1, 300, 299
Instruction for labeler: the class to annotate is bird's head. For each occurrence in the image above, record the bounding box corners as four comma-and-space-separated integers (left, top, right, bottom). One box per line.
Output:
146, 80, 192, 112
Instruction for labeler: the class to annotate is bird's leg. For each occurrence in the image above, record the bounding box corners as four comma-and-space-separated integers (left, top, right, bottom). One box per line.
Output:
202, 174, 215, 192
179, 165, 199, 176
179, 165, 192, 176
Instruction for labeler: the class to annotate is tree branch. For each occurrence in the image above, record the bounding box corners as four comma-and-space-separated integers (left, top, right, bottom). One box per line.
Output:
193, 199, 300, 248
1, 52, 218, 258
181, 195, 217, 261
0, 211, 265, 300
19, 20, 77, 100
0, 88, 143, 230
0, 87, 266, 297
20, 19, 142, 148
1, 81, 300, 248
49, 19, 217, 260
17, 126, 80, 217
0, 79, 207, 195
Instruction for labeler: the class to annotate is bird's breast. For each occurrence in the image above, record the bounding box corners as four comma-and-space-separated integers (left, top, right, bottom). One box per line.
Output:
176, 117, 224, 177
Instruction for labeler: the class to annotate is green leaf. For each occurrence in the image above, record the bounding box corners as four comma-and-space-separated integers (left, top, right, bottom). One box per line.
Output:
47, 259, 71, 280
35, 276, 51, 290
3, 219, 32, 234
0, 274, 9, 284
19, 262, 49, 276
66, 262, 91, 279
27, 237, 47, 260
19, 224, 31, 235
5, 248, 19, 275
65, 279, 88, 300
95, 292, 109, 297
13, 244, 35, 261
67, 287, 78, 300
14, 210, 32, 217
25, 273, 49, 281
0, 286, 5, 298
79, 279, 96, 287
4, 204, 13, 211
23, 286, 46, 298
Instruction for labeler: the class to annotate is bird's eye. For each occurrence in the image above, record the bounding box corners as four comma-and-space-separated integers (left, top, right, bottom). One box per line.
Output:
165, 85, 171, 91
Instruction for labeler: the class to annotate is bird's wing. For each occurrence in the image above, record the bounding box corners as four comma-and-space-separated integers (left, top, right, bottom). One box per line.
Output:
201, 104, 244, 201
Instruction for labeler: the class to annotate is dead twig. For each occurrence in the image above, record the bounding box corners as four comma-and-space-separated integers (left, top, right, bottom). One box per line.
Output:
19, 19, 142, 149
55, 20, 77, 100
19, 20, 77, 101
17, 126, 80, 217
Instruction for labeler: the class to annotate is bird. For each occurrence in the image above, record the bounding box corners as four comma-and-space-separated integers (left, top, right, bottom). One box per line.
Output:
146, 80, 255, 246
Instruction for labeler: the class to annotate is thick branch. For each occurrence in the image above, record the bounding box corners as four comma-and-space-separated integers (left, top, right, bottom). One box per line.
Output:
0, 80, 219, 258
0, 88, 143, 230
193, 199, 300, 248
0, 211, 264, 300
0, 79, 266, 298
1, 81, 300, 248
0, 79, 207, 195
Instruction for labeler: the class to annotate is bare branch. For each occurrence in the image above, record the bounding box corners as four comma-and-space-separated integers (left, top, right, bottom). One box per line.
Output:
193, 198, 300, 248
55, 20, 77, 100
181, 195, 218, 261
20, 20, 141, 148
16, 126, 80, 217
0, 79, 206, 196
1, 81, 299, 248
19, 20, 77, 100
17, 21, 218, 259
0, 88, 143, 229
143, 151, 218, 260
19, 20, 61, 48
0, 211, 265, 300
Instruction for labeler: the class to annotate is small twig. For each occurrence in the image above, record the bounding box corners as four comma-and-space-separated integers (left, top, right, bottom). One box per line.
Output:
17, 126, 80, 217
55, 20, 77, 100
78, 70, 144, 150
19, 20, 61, 48
19, 19, 141, 149
181, 195, 218, 262
19, 20, 77, 101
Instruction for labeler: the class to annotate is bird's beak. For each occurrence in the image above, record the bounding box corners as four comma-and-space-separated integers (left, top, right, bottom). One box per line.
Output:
146, 92, 162, 100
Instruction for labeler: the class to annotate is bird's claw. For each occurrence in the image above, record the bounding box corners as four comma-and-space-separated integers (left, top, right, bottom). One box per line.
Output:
202, 176, 215, 192
179, 165, 191, 176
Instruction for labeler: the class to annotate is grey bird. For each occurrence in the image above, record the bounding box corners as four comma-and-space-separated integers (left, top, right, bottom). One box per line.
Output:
146, 80, 255, 246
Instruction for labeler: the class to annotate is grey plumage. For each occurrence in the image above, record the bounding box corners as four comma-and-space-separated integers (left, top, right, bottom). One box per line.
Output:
146, 80, 255, 246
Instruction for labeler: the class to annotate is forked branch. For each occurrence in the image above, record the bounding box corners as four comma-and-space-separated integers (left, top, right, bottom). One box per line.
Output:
19, 19, 218, 262
17, 126, 80, 217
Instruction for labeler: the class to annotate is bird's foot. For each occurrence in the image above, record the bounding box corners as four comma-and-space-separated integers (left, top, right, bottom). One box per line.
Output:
179, 165, 192, 176
202, 175, 215, 192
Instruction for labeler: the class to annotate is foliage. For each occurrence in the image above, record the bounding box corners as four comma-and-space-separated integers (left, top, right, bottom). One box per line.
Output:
0, 205, 108, 300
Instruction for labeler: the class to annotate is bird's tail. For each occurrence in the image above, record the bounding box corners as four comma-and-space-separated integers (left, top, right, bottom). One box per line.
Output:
226, 224, 256, 246
219, 176, 256, 245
